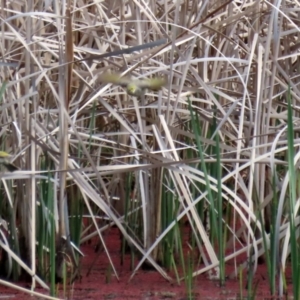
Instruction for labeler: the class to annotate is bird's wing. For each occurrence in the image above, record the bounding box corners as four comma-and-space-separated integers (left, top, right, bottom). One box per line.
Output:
136, 77, 167, 90
99, 73, 131, 87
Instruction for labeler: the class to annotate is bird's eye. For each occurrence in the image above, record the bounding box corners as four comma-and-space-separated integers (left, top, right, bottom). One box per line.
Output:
128, 85, 136, 92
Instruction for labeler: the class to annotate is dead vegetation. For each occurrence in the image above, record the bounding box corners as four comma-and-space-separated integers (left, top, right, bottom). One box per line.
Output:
0, 0, 299, 298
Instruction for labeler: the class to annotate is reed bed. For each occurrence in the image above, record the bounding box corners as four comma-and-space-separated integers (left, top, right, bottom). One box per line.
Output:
0, 0, 299, 298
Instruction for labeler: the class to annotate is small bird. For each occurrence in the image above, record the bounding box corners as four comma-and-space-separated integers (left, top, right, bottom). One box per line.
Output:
99, 73, 167, 96
0, 151, 18, 172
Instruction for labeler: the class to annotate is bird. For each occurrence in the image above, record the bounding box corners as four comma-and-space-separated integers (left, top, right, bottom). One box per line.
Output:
99, 73, 167, 96
0, 151, 18, 172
